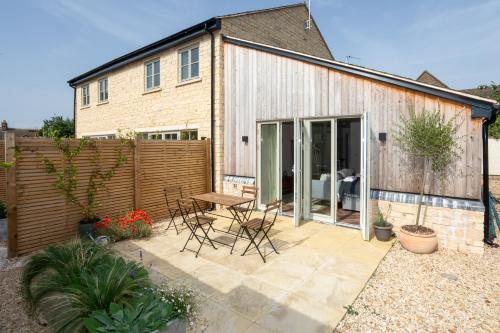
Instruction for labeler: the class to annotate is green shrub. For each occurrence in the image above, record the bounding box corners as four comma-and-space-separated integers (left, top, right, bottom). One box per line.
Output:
0, 201, 6, 219
83, 294, 174, 333
151, 283, 197, 321
22, 240, 150, 332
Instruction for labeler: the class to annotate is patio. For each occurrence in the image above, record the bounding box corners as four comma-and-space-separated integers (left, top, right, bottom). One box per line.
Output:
114, 210, 394, 332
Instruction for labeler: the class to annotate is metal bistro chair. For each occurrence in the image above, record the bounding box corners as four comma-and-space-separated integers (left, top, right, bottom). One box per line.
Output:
229, 185, 257, 231
177, 198, 218, 258
240, 199, 281, 263
164, 186, 183, 234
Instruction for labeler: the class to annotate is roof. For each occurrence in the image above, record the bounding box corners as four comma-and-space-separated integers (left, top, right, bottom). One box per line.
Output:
68, 18, 220, 86
223, 36, 498, 117
416, 70, 449, 89
67, 3, 310, 86
461, 85, 499, 100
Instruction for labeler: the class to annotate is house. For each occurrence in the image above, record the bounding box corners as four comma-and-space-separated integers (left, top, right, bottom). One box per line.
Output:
416, 70, 449, 88
68, 3, 499, 253
0, 120, 39, 140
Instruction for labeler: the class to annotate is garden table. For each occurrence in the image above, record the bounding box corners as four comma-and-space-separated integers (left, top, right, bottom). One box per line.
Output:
191, 192, 255, 254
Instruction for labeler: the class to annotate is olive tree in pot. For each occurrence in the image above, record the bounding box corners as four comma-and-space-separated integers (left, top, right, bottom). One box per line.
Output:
393, 109, 462, 254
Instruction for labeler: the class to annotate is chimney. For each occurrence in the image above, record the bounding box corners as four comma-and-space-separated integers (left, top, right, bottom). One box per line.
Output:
1, 120, 7, 131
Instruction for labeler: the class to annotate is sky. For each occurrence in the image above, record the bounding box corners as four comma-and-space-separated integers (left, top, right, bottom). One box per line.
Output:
0, 0, 499, 128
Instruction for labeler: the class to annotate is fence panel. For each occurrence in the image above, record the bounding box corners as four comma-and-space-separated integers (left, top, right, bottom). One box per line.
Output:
138, 140, 211, 219
0, 141, 5, 202
8, 138, 210, 256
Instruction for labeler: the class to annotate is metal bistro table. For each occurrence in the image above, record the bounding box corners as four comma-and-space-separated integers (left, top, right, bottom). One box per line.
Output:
191, 192, 255, 254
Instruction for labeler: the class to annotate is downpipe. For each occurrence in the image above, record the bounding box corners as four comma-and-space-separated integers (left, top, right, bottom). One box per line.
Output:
483, 103, 500, 246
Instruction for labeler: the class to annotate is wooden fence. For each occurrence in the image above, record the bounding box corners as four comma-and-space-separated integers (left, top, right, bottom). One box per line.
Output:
0, 141, 5, 202
4, 134, 211, 256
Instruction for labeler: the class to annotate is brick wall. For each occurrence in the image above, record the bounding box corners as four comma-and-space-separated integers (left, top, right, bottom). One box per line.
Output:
75, 34, 213, 139
221, 4, 333, 60
378, 200, 484, 254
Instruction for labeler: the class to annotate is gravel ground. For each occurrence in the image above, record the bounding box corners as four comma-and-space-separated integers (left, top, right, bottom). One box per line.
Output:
0, 243, 49, 333
336, 242, 500, 333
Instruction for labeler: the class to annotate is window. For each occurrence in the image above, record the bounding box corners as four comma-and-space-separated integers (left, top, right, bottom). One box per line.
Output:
181, 130, 198, 140
145, 59, 160, 90
145, 130, 197, 141
179, 46, 199, 81
98, 78, 108, 102
82, 84, 90, 106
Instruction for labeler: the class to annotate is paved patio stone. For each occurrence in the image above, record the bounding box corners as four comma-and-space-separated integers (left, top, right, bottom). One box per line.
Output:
114, 210, 394, 332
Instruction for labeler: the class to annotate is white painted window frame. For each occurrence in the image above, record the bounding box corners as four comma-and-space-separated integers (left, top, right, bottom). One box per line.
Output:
144, 58, 161, 91
178, 45, 199, 82
81, 84, 90, 106
98, 77, 108, 102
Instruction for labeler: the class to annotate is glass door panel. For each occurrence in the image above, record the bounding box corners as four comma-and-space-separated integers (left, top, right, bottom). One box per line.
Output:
259, 123, 279, 206
310, 121, 332, 216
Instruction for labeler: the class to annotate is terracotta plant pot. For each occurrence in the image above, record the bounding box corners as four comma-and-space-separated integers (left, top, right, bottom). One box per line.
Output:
399, 224, 438, 254
374, 223, 393, 241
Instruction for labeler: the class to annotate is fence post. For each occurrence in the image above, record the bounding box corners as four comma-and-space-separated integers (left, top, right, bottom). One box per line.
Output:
134, 137, 141, 210
5, 132, 17, 257
205, 138, 212, 194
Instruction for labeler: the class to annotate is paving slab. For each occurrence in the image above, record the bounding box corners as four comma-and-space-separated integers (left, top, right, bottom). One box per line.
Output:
114, 210, 394, 332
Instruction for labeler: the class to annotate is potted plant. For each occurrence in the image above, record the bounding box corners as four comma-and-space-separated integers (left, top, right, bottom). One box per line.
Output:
393, 109, 462, 254
373, 205, 393, 241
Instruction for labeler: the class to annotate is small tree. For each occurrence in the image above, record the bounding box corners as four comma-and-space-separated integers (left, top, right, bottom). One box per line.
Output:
39, 115, 75, 138
393, 109, 463, 229
478, 82, 500, 139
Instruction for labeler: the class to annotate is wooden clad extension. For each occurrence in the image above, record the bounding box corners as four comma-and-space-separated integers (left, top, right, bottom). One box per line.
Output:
223, 43, 482, 200
6, 138, 211, 256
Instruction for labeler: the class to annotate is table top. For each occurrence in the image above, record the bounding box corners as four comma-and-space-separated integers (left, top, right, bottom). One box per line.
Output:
191, 192, 254, 207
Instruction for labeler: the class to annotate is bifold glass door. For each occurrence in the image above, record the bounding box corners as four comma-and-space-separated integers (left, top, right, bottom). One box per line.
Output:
258, 123, 279, 208
303, 119, 335, 223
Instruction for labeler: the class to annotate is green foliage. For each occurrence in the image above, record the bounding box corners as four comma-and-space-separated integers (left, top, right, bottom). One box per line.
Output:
478, 82, 500, 139
393, 109, 462, 226
83, 295, 174, 333
39, 115, 75, 138
0, 201, 6, 219
21, 240, 150, 332
41, 137, 132, 221
373, 204, 391, 227
344, 305, 358, 316
150, 283, 197, 321
393, 109, 462, 177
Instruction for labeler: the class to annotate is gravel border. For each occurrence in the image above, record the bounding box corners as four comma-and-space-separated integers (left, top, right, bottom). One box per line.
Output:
335, 242, 500, 332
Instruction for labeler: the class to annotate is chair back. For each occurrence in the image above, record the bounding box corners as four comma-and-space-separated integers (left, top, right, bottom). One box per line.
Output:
177, 198, 193, 221
164, 186, 183, 207
262, 199, 281, 226
241, 185, 257, 199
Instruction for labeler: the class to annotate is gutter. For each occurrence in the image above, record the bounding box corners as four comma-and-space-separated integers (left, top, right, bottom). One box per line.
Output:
483, 103, 500, 246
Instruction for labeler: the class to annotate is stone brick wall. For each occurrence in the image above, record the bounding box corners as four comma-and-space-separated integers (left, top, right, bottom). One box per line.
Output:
220, 4, 333, 60
75, 34, 213, 139
378, 200, 484, 254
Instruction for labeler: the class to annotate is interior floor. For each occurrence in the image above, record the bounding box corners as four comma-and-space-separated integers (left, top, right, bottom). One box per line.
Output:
336, 208, 360, 227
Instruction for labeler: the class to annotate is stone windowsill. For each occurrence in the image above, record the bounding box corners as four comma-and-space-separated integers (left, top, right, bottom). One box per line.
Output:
176, 77, 202, 87
142, 88, 162, 95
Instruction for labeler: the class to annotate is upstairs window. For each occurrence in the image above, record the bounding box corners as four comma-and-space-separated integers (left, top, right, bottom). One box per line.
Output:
98, 78, 108, 102
179, 46, 199, 81
145, 59, 160, 91
82, 84, 90, 106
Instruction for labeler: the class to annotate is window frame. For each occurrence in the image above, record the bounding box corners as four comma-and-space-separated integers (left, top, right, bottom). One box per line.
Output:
98, 77, 108, 103
178, 45, 200, 82
145, 130, 198, 141
144, 58, 161, 91
81, 84, 90, 107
